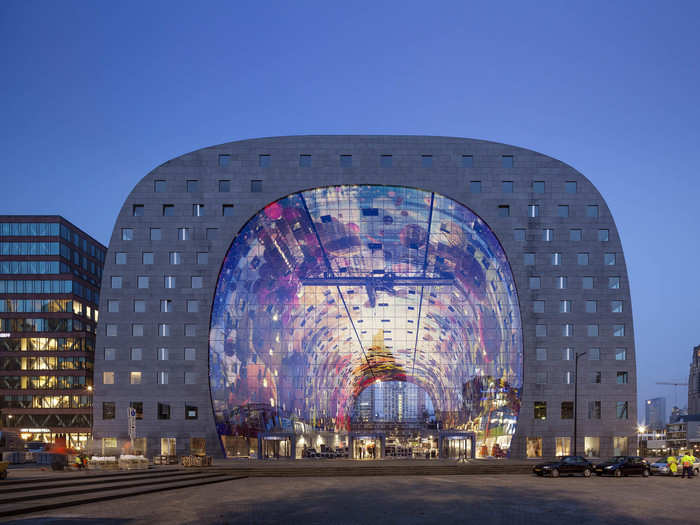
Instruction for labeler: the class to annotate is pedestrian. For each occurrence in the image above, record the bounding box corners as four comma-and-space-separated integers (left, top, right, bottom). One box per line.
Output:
680, 452, 694, 478
667, 455, 678, 476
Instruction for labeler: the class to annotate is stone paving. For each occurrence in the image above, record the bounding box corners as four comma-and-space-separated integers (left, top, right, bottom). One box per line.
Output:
2, 474, 697, 524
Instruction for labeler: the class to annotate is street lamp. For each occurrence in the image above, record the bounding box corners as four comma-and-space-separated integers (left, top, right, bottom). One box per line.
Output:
573, 351, 586, 456
637, 425, 646, 456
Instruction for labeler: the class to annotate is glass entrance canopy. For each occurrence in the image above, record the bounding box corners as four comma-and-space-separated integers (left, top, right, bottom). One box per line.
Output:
210, 185, 522, 454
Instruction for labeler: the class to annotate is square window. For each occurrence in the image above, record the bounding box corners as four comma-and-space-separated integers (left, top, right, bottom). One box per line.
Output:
526, 437, 542, 458
605, 253, 616, 265
562, 348, 574, 361
218, 154, 230, 168
158, 323, 171, 337
206, 228, 218, 240
130, 347, 142, 360
565, 181, 577, 194
185, 324, 196, 337
164, 276, 176, 289
187, 300, 199, 313
132, 205, 144, 217
154, 180, 167, 193
185, 372, 197, 385
591, 371, 601, 384
259, 154, 271, 167
598, 229, 609, 242
536, 348, 547, 360
219, 180, 231, 192
616, 371, 629, 384
130, 371, 142, 385
160, 299, 172, 313
608, 277, 620, 289
533, 301, 545, 313
542, 229, 554, 241
611, 301, 623, 313
158, 401, 170, 418
133, 300, 145, 313
528, 204, 539, 218
137, 276, 149, 289
102, 402, 116, 420
299, 154, 312, 167
132, 324, 144, 337
157, 347, 169, 360
142, 252, 154, 265
106, 324, 117, 337
551, 253, 562, 265
588, 401, 601, 419
150, 228, 161, 241
421, 155, 433, 168
115, 252, 127, 264
222, 204, 234, 216
104, 348, 116, 360
513, 228, 525, 241
502, 155, 514, 168
340, 154, 352, 167
560, 300, 571, 313
615, 348, 627, 360
556, 276, 568, 289
577, 253, 589, 265
587, 325, 599, 337
196, 252, 208, 265
502, 181, 513, 193
616, 401, 629, 419
535, 372, 547, 385
558, 205, 569, 218
588, 348, 600, 360
524, 253, 535, 265
185, 347, 196, 361
108, 300, 119, 313
470, 181, 481, 193
193, 204, 205, 217
536, 324, 547, 337
377, 154, 392, 168
534, 401, 547, 418
586, 205, 599, 218
613, 325, 625, 337
498, 205, 510, 217
582, 277, 594, 289
529, 276, 541, 289
111, 276, 122, 289
169, 252, 181, 265
157, 372, 169, 386
250, 180, 263, 192
103, 372, 115, 385
191, 276, 203, 288
585, 300, 597, 313
185, 405, 198, 419
121, 228, 133, 241
561, 402, 574, 419
562, 324, 574, 337
569, 229, 582, 241
462, 155, 473, 168
162, 205, 174, 217
533, 181, 545, 193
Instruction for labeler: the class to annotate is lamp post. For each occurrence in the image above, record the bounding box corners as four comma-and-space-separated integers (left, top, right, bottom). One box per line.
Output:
573, 351, 586, 456
637, 425, 646, 456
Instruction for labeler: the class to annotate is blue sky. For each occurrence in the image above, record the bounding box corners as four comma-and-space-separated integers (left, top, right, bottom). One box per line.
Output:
2, 1, 699, 420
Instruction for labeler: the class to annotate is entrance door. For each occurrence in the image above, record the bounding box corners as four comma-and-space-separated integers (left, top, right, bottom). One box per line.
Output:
444, 437, 471, 459
354, 438, 379, 460
262, 438, 291, 459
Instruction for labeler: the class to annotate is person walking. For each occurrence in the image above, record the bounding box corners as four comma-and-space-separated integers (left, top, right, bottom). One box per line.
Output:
667, 455, 678, 476
680, 452, 694, 478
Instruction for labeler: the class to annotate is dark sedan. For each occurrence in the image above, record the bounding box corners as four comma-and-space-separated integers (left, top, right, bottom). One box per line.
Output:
533, 455, 594, 477
594, 456, 650, 477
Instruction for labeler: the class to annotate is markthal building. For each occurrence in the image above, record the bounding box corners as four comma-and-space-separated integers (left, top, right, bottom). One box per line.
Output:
93, 136, 637, 460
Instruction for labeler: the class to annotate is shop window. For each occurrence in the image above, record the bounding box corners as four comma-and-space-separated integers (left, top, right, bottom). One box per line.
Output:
190, 437, 206, 455
613, 437, 628, 456
526, 437, 542, 458
161, 437, 176, 456
584, 437, 600, 457
555, 437, 571, 456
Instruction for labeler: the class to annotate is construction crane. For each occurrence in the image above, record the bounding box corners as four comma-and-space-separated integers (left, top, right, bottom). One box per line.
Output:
656, 381, 688, 407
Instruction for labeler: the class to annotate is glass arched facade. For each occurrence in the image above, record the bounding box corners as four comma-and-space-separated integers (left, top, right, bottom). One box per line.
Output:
209, 185, 522, 456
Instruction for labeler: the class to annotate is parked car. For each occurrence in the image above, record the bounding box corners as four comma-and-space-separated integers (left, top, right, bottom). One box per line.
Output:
650, 459, 673, 476
302, 448, 318, 458
594, 456, 650, 477
533, 455, 594, 477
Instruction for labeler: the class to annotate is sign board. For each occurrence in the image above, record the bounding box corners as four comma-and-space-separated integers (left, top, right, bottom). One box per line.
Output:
687, 421, 700, 443
127, 407, 136, 444
0, 333, 11, 338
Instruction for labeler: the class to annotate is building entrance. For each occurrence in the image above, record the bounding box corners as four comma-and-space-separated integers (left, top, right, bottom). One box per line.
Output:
439, 432, 476, 460
259, 433, 294, 460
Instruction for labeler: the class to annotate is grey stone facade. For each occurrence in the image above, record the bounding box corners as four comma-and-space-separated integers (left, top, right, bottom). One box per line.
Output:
92, 136, 637, 459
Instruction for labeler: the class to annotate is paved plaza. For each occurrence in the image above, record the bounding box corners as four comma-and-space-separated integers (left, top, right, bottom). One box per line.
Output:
2, 474, 697, 525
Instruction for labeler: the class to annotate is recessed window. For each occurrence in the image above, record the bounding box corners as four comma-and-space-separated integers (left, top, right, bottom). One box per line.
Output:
132, 205, 144, 217
191, 276, 203, 288
421, 155, 433, 167
185, 405, 198, 419
111, 276, 122, 289
185, 372, 197, 385
562, 348, 574, 361
132, 324, 144, 337
103, 372, 115, 385
102, 402, 116, 420
604, 253, 616, 265
185, 324, 196, 337
536, 348, 547, 360
121, 228, 133, 241
184, 347, 196, 361
513, 228, 525, 241
588, 348, 600, 360
502, 181, 513, 193
104, 348, 116, 360
616, 401, 629, 419
558, 205, 569, 218
613, 325, 625, 337
157, 401, 170, 418
192, 204, 205, 217
598, 229, 609, 242
534, 401, 547, 418
219, 180, 231, 192
462, 155, 473, 168
142, 252, 153, 265
380, 154, 392, 167
551, 253, 562, 265
588, 401, 601, 419
196, 252, 208, 265
564, 372, 574, 385
577, 253, 589, 265
115, 252, 127, 265
157, 372, 169, 386
529, 276, 541, 289
611, 301, 623, 313
536, 324, 547, 337
187, 300, 199, 313
218, 154, 230, 168
177, 228, 191, 241
535, 373, 547, 386
160, 299, 172, 313
561, 402, 574, 419
339, 154, 352, 168
560, 300, 571, 313
556, 276, 568, 289
608, 277, 620, 289
150, 228, 161, 241
163, 205, 174, 217
586, 205, 599, 218
585, 300, 597, 313
533, 300, 545, 313
158, 323, 171, 337
154, 180, 167, 193
259, 154, 270, 167
470, 181, 481, 193
582, 277, 594, 289
299, 154, 312, 167
157, 347, 169, 361
591, 371, 602, 384
250, 180, 263, 193
106, 324, 117, 337
502, 155, 513, 168
130, 347, 142, 360
587, 324, 599, 337
130, 371, 142, 385
533, 181, 545, 194
169, 252, 181, 265
528, 204, 539, 218
616, 372, 629, 384
222, 205, 234, 216
565, 181, 577, 194
133, 300, 145, 313
615, 348, 627, 361
164, 276, 176, 289
562, 324, 574, 337
137, 276, 149, 289
524, 253, 535, 265
569, 229, 582, 241
542, 229, 554, 242
498, 205, 510, 217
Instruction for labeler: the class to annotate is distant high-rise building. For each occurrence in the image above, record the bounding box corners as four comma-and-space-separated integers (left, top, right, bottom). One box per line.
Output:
670, 406, 688, 424
645, 397, 666, 430
689, 344, 700, 414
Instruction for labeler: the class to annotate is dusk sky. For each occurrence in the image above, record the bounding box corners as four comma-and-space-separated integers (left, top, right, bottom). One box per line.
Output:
2, 1, 698, 420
